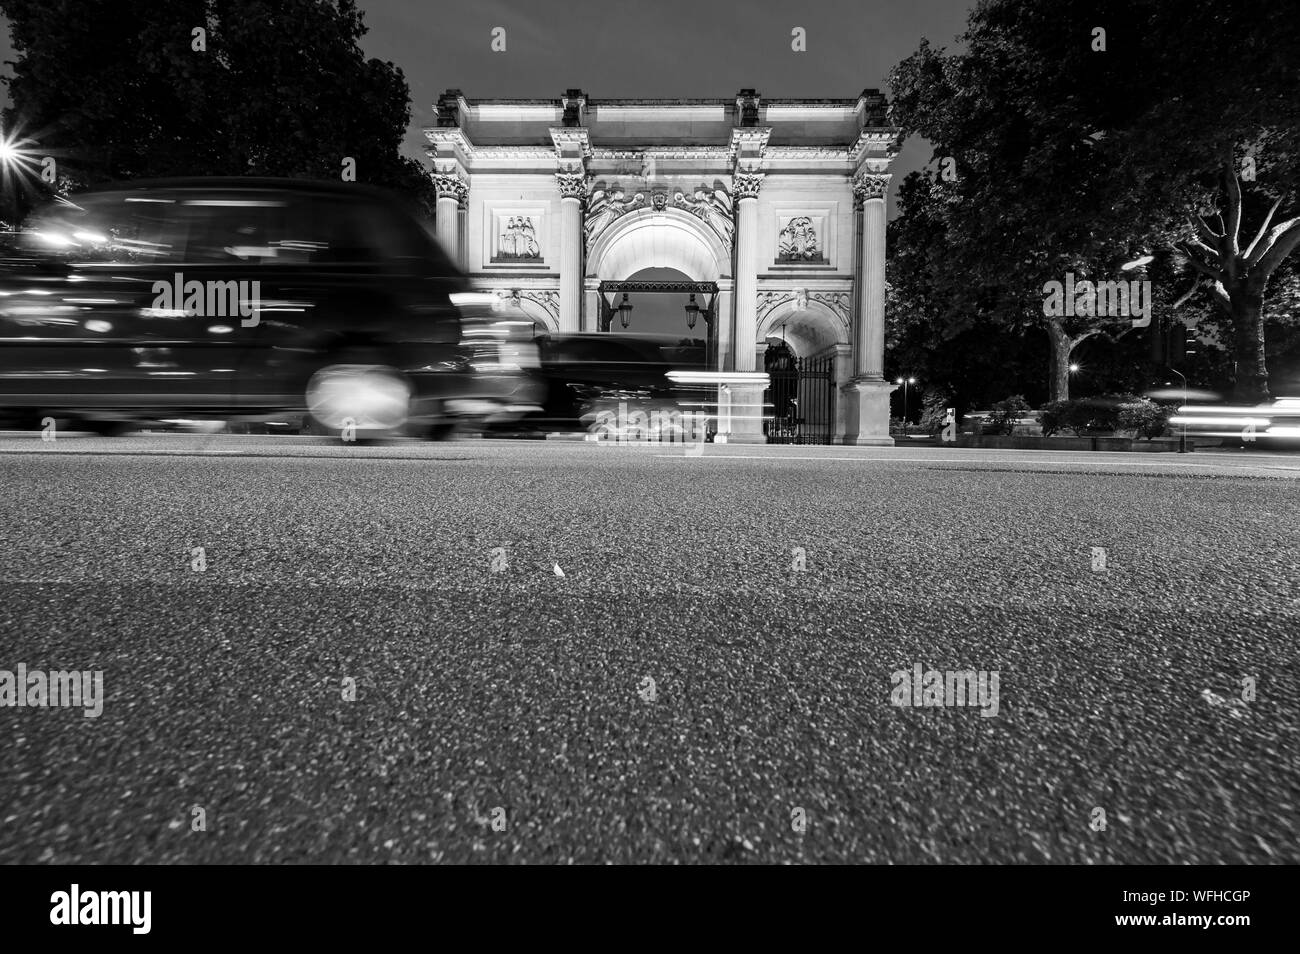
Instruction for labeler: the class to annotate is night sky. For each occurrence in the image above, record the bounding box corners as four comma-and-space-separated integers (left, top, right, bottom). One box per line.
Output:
0, 0, 974, 208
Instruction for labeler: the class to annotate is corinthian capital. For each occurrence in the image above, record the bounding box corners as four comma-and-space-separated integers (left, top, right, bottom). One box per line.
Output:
433, 173, 467, 202
556, 172, 589, 202
852, 172, 891, 205
732, 172, 765, 201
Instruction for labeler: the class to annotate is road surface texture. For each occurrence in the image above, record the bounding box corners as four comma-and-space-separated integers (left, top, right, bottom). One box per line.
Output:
1, 435, 1297, 863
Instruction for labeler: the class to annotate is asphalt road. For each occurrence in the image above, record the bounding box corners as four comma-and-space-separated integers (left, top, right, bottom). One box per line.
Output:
1, 435, 1297, 864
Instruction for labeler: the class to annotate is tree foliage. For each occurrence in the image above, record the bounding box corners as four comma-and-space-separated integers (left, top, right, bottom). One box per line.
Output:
0, 0, 433, 218
887, 0, 1300, 401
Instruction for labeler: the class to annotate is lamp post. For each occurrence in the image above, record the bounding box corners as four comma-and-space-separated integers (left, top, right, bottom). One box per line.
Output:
895, 376, 916, 422
1166, 367, 1188, 453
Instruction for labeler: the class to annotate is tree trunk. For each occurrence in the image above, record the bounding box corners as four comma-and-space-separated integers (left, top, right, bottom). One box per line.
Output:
1046, 319, 1072, 401
1228, 284, 1269, 402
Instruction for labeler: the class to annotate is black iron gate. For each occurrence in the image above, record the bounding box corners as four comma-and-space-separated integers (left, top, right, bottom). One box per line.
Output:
764, 345, 835, 444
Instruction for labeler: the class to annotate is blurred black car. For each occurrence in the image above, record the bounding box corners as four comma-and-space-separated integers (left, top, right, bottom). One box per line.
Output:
487, 332, 707, 435
0, 177, 504, 438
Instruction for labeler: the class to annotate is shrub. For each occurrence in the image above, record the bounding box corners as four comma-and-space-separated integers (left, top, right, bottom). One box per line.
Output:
1040, 395, 1144, 436
987, 394, 1031, 435
1118, 398, 1173, 440
1038, 400, 1071, 437
918, 390, 952, 435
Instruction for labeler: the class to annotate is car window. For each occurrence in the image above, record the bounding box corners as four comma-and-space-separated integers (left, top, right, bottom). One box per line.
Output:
20, 188, 444, 269
184, 193, 431, 265
173, 195, 285, 264
20, 192, 185, 263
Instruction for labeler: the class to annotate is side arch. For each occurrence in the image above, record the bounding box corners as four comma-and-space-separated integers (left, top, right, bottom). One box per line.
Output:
757, 299, 850, 357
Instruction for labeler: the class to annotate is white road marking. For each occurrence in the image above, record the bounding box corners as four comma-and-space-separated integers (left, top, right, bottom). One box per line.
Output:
657, 453, 1300, 473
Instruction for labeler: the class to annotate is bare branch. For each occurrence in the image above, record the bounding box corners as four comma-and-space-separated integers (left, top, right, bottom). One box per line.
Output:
1209, 281, 1231, 314
1223, 163, 1242, 253
1193, 215, 1221, 245
1178, 244, 1224, 281
1252, 218, 1300, 280
1245, 214, 1300, 269
1243, 195, 1285, 261
1171, 281, 1202, 310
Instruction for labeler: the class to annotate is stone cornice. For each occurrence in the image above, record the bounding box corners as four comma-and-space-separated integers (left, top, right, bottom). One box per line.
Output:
763, 146, 852, 161
549, 127, 592, 160
424, 127, 472, 152
729, 127, 772, 166
847, 128, 902, 165
592, 146, 731, 160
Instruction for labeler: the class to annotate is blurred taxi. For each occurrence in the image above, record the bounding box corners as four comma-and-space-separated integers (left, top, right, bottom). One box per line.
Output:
0, 177, 519, 438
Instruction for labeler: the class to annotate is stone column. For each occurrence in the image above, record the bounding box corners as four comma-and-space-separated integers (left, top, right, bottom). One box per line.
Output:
433, 173, 465, 263
712, 282, 733, 373
830, 342, 854, 442
731, 173, 764, 372
582, 280, 601, 334
855, 172, 889, 378
556, 173, 586, 333
457, 202, 468, 271
843, 172, 895, 445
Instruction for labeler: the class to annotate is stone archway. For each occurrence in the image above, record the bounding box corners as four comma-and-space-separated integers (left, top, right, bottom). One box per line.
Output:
486, 291, 560, 333
586, 205, 731, 284
584, 206, 735, 366
756, 299, 850, 359
755, 299, 850, 444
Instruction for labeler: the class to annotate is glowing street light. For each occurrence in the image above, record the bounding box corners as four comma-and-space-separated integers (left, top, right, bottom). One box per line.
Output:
895, 375, 917, 421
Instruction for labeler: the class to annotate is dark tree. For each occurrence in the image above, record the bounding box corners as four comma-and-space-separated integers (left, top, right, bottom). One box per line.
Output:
887, 0, 1300, 401
0, 0, 434, 218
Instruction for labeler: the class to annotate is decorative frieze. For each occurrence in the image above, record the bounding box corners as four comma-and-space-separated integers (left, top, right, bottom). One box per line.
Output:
673, 186, 734, 249
491, 288, 560, 326
495, 216, 541, 261
777, 216, 821, 262
585, 186, 646, 248
757, 288, 852, 327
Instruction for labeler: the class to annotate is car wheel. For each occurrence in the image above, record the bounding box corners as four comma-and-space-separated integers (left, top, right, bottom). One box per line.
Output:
305, 353, 411, 439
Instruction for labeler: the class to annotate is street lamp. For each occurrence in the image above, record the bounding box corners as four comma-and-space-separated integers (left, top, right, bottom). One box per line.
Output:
895, 376, 916, 421
684, 293, 700, 331
1165, 368, 1188, 454
617, 292, 632, 330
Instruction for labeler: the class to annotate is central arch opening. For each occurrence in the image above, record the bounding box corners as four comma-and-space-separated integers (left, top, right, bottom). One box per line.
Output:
612, 267, 698, 338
